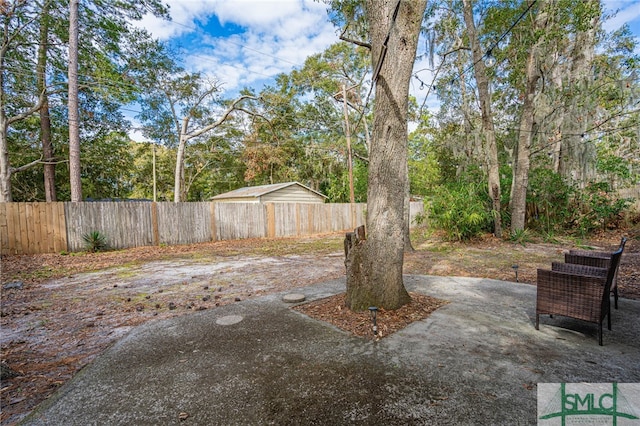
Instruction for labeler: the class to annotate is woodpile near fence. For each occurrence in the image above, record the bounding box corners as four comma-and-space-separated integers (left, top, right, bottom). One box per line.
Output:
0, 201, 424, 256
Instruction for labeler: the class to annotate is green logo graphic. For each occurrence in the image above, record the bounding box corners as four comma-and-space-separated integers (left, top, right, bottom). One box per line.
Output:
539, 383, 639, 425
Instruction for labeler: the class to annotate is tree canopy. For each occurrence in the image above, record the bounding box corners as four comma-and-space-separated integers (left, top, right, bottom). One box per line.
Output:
1, 0, 637, 241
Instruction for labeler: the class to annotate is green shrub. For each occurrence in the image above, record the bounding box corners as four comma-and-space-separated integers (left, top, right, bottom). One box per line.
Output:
526, 168, 573, 232
429, 181, 492, 241
82, 231, 108, 253
573, 182, 631, 235
509, 228, 532, 246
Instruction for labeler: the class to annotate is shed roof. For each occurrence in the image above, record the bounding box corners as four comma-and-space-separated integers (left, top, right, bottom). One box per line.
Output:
211, 182, 327, 201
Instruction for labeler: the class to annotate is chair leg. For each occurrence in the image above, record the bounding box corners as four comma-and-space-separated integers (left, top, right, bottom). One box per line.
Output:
608, 311, 611, 331
535, 314, 539, 330
613, 270, 619, 310
599, 322, 603, 346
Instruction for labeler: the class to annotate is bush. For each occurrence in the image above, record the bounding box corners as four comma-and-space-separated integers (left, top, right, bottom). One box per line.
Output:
429, 181, 492, 241
572, 182, 632, 235
82, 231, 108, 253
526, 168, 573, 232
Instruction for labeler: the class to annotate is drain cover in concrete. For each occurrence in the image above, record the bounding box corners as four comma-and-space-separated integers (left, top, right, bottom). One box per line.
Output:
216, 315, 244, 326
282, 293, 306, 303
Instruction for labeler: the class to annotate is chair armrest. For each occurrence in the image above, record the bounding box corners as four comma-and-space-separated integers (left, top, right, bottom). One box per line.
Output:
551, 262, 607, 278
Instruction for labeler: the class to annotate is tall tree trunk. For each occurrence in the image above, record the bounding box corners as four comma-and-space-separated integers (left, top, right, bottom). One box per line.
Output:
68, 0, 82, 202
558, 3, 599, 187
0, 115, 10, 202
0, 13, 11, 202
174, 137, 186, 202
174, 118, 189, 202
511, 4, 548, 233
38, 0, 56, 202
345, 0, 426, 311
462, 0, 502, 238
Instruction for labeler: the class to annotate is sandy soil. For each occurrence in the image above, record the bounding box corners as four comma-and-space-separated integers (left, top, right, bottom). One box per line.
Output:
1, 229, 638, 425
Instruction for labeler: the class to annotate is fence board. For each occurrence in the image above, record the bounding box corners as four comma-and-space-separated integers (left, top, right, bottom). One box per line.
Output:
54, 203, 67, 252
9, 203, 22, 254
19, 203, 29, 253
65, 202, 153, 251
33, 203, 44, 254
0, 200, 424, 255
215, 203, 266, 240
0, 202, 67, 255
619, 186, 640, 212
409, 201, 424, 226
0, 203, 8, 255
273, 203, 297, 237
157, 202, 211, 245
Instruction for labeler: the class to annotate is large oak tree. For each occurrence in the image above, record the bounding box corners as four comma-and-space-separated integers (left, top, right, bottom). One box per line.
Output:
344, 0, 427, 311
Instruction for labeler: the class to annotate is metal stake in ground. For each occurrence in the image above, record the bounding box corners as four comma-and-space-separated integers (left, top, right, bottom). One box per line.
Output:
368, 307, 378, 336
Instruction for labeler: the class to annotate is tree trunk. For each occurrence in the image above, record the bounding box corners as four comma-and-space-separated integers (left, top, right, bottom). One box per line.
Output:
0, 12, 11, 202
558, 3, 599, 187
462, 0, 502, 238
68, 0, 82, 202
345, 0, 426, 311
0, 115, 10, 202
174, 134, 187, 203
510, 4, 548, 233
38, 1, 56, 202
174, 114, 192, 202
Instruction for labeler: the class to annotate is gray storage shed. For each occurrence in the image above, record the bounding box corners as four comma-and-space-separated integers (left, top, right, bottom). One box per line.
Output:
211, 182, 327, 204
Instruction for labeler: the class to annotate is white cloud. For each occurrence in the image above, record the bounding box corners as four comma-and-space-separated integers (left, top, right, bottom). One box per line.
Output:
135, 0, 339, 93
602, 0, 640, 32
212, 0, 302, 28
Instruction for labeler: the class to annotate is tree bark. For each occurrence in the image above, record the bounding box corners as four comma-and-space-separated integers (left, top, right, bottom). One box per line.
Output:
68, 0, 82, 202
345, 0, 426, 311
0, 115, 10, 202
510, 4, 548, 233
462, 0, 502, 238
0, 8, 12, 202
0, 4, 44, 202
174, 131, 187, 203
38, 1, 56, 202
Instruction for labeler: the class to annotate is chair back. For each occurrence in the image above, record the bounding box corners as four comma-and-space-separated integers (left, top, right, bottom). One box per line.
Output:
604, 247, 623, 295
619, 237, 627, 252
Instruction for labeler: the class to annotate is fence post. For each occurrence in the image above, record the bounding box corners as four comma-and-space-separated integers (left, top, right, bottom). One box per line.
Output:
266, 203, 276, 238
151, 202, 159, 246
210, 202, 217, 241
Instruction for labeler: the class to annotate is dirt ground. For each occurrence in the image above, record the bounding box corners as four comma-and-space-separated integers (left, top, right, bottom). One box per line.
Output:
1, 229, 638, 425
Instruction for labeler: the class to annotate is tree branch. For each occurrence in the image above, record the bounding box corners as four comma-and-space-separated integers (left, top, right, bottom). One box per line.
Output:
353, 151, 369, 163
339, 26, 371, 49
7, 90, 45, 125
185, 95, 257, 140
10, 156, 43, 174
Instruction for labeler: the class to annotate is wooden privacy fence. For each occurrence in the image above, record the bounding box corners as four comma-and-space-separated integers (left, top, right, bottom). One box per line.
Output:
1, 201, 424, 256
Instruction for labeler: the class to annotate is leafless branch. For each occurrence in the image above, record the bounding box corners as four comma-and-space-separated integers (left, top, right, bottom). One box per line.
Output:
185, 95, 257, 141
339, 27, 371, 49
10, 156, 43, 174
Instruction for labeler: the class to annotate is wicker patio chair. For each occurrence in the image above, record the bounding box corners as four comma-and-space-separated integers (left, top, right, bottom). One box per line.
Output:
565, 237, 627, 309
535, 247, 623, 346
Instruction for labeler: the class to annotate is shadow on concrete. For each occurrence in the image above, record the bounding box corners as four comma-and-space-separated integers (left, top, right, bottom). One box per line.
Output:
23, 275, 640, 425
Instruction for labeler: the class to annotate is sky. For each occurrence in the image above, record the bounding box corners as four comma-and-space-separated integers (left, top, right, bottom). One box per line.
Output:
129, 0, 640, 142
136, 0, 339, 95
